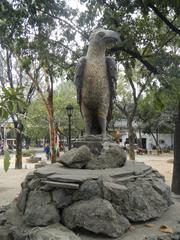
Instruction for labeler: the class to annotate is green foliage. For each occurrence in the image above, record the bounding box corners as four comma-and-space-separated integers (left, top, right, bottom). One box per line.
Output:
22, 149, 34, 157
24, 81, 84, 140
79, 0, 179, 136
0, 0, 80, 79
54, 81, 84, 134
0, 87, 27, 119
137, 89, 176, 134
3, 149, 11, 172
24, 99, 49, 140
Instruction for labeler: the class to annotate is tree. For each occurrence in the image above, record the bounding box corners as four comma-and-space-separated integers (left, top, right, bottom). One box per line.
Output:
24, 81, 84, 143
137, 88, 176, 151
0, 49, 35, 168
115, 61, 152, 159
54, 81, 84, 136
0, 0, 81, 162
79, 1, 180, 191
0, 86, 27, 170
24, 99, 49, 142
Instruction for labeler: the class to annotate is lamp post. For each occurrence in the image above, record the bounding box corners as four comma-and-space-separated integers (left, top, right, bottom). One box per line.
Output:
66, 104, 73, 150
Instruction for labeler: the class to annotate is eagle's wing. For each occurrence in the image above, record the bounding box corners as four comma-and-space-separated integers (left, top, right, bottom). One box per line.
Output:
106, 56, 118, 122
74, 57, 86, 105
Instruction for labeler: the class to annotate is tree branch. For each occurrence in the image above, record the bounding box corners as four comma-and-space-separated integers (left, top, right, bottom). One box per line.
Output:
115, 101, 128, 117
6, 50, 13, 88
36, 7, 89, 40
26, 82, 35, 105
123, 62, 137, 104
148, 3, 180, 35
26, 71, 49, 111
112, 46, 158, 74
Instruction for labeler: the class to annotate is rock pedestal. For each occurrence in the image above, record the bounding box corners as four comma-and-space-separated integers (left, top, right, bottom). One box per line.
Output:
73, 134, 113, 155
0, 137, 172, 239
60, 136, 126, 169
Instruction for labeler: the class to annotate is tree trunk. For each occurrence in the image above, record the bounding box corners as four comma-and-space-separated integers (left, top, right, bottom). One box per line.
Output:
47, 84, 56, 163
138, 127, 143, 148
128, 120, 135, 160
171, 101, 180, 194
156, 129, 161, 155
15, 129, 22, 169
14, 121, 23, 169
48, 112, 56, 163
150, 131, 160, 154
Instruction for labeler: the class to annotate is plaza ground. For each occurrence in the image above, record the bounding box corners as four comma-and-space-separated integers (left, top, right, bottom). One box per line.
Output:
0, 151, 174, 206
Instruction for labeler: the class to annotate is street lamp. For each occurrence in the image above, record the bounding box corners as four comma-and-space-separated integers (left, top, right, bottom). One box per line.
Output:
66, 104, 74, 150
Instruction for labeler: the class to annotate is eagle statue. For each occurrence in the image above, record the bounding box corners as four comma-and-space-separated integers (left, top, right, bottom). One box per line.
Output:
74, 28, 120, 136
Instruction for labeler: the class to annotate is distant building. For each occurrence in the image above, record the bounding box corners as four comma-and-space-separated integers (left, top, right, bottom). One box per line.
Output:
0, 118, 16, 147
114, 119, 174, 149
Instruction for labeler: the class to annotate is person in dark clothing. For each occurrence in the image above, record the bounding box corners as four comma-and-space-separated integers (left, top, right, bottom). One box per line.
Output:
44, 144, 50, 160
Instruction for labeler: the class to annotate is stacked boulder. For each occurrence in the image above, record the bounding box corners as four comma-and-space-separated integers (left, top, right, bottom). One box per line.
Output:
59, 143, 126, 169
0, 142, 171, 239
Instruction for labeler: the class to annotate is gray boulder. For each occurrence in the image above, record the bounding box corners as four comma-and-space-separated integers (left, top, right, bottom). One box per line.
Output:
28, 224, 81, 240
152, 179, 172, 206
27, 178, 41, 190
52, 189, 74, 208
17, 188, 29, 213
0, 213, 7, 226
87, 143, 126, 169
24, 191, 60, 226
8, 226, 27, 240
124, 179, 170, 221
73, 180, 102, 201
103, 178, 171, 222
22, 171, 35, 188
0, 226, 9, 240
60, 145, 93, 168
103, 181, 129, 215
62, 198, 130, 238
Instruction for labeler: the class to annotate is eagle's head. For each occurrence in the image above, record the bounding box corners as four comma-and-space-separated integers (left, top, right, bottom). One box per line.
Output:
89, 28, 120, 47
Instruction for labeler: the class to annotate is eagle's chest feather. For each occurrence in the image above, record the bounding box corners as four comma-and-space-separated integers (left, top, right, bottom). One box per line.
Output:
82, 60, 110, 101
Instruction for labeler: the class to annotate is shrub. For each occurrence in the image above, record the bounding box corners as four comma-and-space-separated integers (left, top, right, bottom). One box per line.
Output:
22, 149, 34, 157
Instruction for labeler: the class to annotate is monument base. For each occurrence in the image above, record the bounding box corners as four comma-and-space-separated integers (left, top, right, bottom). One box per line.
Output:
60, 136, 127, 169
0, 161, 172, 239
73, 134, 113, 155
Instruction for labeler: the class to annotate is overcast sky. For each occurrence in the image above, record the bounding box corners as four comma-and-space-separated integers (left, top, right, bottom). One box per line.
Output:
67, 0, 86, 11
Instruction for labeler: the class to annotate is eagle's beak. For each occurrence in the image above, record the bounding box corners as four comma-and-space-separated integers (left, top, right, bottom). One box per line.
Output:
104, 30, 120, 44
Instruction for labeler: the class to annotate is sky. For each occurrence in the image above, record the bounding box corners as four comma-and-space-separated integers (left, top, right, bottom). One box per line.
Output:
66, 0, 87, 11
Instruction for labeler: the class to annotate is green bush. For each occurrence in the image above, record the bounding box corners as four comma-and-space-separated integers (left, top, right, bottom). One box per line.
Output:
22, 149, 34, 157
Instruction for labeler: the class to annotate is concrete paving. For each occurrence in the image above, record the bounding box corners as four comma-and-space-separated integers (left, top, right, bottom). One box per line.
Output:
0, 149, 47, 205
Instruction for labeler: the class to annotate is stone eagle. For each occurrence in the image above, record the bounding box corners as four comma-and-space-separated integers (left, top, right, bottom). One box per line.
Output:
74, 28, 120, 135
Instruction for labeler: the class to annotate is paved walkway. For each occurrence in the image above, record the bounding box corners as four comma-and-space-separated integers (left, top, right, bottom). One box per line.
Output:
136, 153, 173, 186
0, 151, 174, 206
0, 149, 47, 206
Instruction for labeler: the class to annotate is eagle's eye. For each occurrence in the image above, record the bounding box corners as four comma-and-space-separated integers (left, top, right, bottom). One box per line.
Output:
98, 31, 105, 37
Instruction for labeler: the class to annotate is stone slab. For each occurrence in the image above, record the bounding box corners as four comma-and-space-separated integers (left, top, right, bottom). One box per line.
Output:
42, 180, 79, 189
47, 174, 92, 183
35, 161, 152, 182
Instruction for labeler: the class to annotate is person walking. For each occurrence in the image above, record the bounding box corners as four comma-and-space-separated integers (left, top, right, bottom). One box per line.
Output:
44, 144, 50, 160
